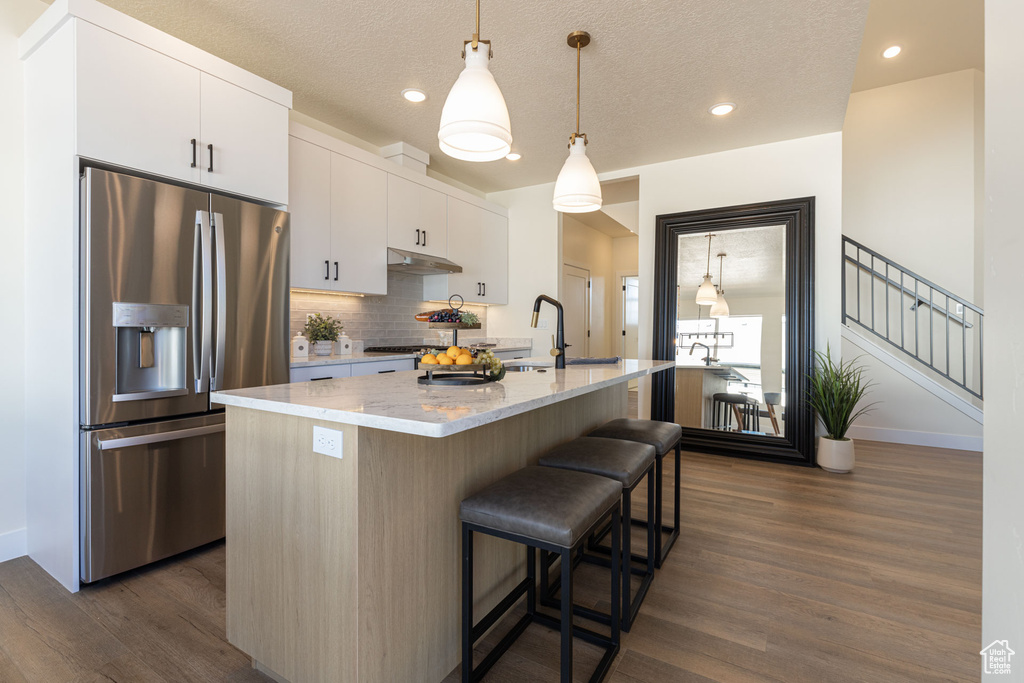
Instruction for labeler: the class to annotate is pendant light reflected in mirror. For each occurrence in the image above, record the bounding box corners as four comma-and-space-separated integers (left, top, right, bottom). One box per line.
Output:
695, 234, 718, 305
710, 253, 730, 318
438, 0, 512, 162
553, 30, 602, 213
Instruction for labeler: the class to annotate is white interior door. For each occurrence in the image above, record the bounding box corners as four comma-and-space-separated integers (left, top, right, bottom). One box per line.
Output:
562, 265, 590, 358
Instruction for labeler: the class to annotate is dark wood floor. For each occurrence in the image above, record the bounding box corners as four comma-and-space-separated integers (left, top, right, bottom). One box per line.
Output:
0, 436, 981, 683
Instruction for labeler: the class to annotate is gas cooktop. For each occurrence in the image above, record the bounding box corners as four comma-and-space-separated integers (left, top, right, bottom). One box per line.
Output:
362, 345, 427, 354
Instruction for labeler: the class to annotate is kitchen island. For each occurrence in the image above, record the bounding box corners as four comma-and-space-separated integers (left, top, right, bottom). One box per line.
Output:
212, 358, 674, 683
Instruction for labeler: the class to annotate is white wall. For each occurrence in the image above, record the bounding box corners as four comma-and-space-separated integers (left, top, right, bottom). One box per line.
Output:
983, 0, 1024, 663
486, 183, 560, 353
562, 216, 614, 357
844, 69, 984, 303
605, 133, 843, 418
0, 0, 47, 563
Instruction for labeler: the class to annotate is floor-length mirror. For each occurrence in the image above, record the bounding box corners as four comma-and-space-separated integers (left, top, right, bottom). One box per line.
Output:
652, 198, 815, 466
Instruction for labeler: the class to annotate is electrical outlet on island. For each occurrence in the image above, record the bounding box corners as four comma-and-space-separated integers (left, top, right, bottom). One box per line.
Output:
313, 426, 343, 459
537, 318, 549, 330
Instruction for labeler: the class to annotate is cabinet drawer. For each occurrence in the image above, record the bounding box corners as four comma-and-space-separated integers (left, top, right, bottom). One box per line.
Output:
290, 364, 353, 383
494, 350, 529, 361
350, 359, 415, 376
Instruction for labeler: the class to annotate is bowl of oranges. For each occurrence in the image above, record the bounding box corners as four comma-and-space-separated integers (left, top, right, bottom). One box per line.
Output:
418, 346, 505, 385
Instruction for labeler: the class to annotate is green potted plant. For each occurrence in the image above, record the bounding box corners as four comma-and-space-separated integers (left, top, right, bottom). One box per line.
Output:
303, 313, 343, 356
807, 344, 877, 473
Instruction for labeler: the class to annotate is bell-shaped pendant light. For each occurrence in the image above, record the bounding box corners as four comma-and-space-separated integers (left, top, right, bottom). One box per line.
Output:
695, 234, 719, 305
710, 253, 730, 318
553, 31, 602, 213
438, 0, 512, 162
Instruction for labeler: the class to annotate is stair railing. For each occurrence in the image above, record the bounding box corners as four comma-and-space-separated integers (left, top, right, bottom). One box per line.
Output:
842, 236, 983, 400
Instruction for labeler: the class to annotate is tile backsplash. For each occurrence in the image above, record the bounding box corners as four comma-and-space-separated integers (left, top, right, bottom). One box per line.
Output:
290, 271, 488, 347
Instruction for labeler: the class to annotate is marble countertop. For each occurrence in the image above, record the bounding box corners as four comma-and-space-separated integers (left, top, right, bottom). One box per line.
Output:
214, 358, 674, 438
290, 346, 532, 368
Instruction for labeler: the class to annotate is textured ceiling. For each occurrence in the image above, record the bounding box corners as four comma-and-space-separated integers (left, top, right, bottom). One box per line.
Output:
85, 0, 869, 193
851, 0, 984, 92
678, 226, 786, 299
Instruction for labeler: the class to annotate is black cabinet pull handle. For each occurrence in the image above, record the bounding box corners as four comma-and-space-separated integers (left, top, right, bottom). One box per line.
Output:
482, 282, 486, 297
422, 230, 427, 246
207, 144, 214, 172
377, 369, 396, 374
416, 229, 420, 246
311, 376, 332, 381
190, 139, 197, 168
477, 282, 481, 296
325, 260, 330, 280
334, 261, 339, 281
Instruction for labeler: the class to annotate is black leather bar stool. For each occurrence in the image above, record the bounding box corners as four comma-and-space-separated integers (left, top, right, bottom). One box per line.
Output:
459, 466, 621, 683
538, 437, 656, 632
712, 392, 760, 432
588, 418, 683, 568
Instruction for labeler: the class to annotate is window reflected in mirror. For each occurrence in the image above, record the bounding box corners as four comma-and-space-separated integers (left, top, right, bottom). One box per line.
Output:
672, 225, 787, 439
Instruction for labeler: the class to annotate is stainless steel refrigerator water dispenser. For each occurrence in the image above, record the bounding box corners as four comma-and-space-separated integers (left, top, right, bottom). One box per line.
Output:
112, 303, 189, 402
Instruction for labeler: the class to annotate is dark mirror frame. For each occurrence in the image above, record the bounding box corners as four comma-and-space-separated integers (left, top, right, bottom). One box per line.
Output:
651, 197, 816, 467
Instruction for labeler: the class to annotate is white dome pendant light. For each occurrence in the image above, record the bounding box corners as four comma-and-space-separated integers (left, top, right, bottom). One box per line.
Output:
695, 234, 719, 305
710, 253, 730, 318
438, 0, 512, 162
553, 31, 602, 213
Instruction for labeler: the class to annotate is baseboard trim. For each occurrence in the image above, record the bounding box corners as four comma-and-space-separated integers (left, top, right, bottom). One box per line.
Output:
0, 528, 27, 564
848, 425, 983, 452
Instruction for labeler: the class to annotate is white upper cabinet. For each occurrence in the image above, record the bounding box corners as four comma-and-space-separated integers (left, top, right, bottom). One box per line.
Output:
76, 22, 201, 185
67, 16, 289, 205
387, 175, 447, 258
287, 134, 388, 295
423, 197, 508, 305
199, 73, 289, 205
330, 154, 387, 295
288, 137, 332, 290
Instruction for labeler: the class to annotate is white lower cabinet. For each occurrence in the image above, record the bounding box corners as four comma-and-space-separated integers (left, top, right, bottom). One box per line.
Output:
287, 136, 388, 294
290, 364, 353, 383
350, 359, 416, 376
424, 197, 508, 305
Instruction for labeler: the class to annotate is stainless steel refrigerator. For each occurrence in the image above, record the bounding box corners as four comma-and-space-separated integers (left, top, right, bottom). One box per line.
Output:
79, 167, 289, 583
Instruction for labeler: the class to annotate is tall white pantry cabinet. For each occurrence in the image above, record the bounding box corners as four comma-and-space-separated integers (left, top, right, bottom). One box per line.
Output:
19, 0, 292, 592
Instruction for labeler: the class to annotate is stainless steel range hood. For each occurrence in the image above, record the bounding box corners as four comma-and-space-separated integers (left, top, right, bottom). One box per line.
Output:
387, 248, 463, 275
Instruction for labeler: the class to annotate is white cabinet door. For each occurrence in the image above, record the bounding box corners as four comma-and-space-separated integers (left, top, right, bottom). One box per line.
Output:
200, 73, 288, 204
387, 175, 447, 258
288, 137, 332, 290
350, 359, 416, 376
331, 154, 388, 295
76, 21, 201, 185
442, 197, 482, 301
479, 211, 508, 305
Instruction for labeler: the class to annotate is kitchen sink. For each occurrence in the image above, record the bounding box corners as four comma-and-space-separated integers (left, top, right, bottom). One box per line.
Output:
505, 363, 552, 372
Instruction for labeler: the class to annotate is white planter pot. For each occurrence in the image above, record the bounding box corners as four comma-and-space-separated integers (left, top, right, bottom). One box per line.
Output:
817, 437, 855, 473
312, 340, 335, 356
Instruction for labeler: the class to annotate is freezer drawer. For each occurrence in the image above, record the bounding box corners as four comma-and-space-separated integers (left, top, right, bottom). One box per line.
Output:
81, 414, 226, 583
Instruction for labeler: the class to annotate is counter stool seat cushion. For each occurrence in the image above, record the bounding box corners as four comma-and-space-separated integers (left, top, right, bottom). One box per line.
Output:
588, 418, 682, 456
460, 466, 621, 548
539, 437, 656, 489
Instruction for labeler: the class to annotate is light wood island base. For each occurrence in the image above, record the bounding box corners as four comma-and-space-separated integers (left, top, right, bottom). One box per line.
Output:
225, 385, 626, 683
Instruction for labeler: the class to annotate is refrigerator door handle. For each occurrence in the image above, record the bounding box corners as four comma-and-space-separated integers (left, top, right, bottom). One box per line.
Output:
96, 424, 226, 451
211, 212, 228, 391
193, 210, 213, 393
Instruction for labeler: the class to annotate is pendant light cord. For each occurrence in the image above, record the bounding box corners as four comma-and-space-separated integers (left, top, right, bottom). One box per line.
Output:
576, 41, 581, 138
472, 0, 480, 49
705, 234, 713, 277
718, 254, 725, 292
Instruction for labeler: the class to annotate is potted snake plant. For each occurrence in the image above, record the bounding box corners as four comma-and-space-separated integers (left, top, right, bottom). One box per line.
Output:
807, 345, 876, 473
303, 313, 343, 356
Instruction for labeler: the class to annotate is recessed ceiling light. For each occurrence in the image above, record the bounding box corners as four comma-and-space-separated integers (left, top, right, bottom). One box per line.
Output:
882, 45, 901, 59
709, 102, 736, 116
505, 152, 521, 161
401, 88, 427, 103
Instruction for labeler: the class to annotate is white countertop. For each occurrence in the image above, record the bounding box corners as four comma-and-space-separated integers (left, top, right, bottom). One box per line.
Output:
290, 346, 532, 368
213, 358, 675, 438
